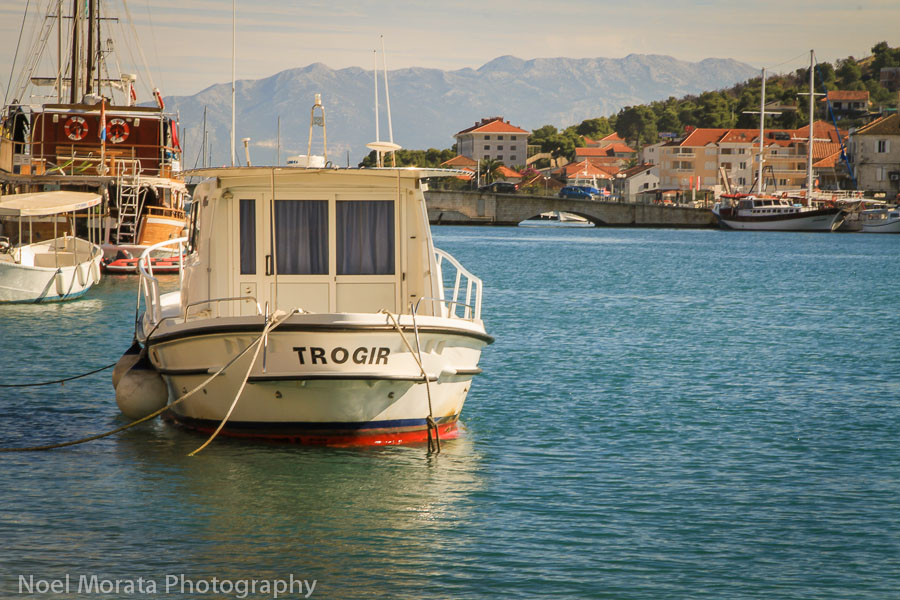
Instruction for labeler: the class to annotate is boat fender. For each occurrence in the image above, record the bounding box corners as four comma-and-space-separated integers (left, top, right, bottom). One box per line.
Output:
76, 262, 87, 287
54, 269, 65, 296
91, 258, 101, 284
112, 339, 143, 389
115, 352, 168, 419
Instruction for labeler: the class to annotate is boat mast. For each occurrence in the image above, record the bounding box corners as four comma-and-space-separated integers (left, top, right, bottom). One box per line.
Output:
230, 0, 236, 167
757, 67, 766, 194
806, 49, 815, 195
57, 0, 62, 102
381, 35, 395, 167
85, 0, 94, 95
69, 0, 81, 103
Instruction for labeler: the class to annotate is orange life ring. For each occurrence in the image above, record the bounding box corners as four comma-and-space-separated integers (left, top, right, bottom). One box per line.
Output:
107, 118, 129, 143
64, 116, 87, 141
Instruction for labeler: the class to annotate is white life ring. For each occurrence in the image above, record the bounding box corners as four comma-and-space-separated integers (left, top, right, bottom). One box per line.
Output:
64, 116, 88, 141
107, 118, 129, 143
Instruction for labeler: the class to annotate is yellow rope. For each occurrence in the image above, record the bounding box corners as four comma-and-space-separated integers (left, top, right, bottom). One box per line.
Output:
187, 309, 296, 456
378, 309, 440, 453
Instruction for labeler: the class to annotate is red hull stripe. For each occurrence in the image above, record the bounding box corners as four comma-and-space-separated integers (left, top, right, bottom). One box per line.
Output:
163, 413, 460, 446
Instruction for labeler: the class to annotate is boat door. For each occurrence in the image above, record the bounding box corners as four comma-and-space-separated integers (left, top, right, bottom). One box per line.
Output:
233, 185, 401, 316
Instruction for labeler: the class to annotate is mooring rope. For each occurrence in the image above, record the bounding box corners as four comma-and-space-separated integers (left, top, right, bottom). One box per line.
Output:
379, 309, 440, 453
0, 325, 272, 453
0, 362, 116, 388
187, 309, 297, 456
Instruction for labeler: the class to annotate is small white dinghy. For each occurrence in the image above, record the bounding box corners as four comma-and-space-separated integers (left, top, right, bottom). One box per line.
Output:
0, 191, 103, 303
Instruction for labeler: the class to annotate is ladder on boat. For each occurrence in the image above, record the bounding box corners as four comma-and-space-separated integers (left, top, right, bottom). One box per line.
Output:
115, 159, 143, 245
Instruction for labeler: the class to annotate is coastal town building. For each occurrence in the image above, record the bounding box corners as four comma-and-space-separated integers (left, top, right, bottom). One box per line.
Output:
613, 164, 659, 203
574, 142, 636, 169
821, 90, 870, 121
848, 113, 900, 197
657, 121, 848, 195
454, 117, 529, 166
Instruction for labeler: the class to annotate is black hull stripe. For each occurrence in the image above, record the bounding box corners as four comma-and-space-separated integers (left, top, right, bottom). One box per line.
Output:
147, 322, 494, 346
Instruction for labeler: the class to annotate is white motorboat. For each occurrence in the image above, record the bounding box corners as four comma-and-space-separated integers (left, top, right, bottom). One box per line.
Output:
712, 194, 845, 231
518, 211, 595, 228
127, 167, 492, 446
0, 191, 103, 303
860, 207, 900, 233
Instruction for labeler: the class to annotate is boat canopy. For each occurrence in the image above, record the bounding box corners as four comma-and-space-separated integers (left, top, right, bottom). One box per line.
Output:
0, 191, 102, 217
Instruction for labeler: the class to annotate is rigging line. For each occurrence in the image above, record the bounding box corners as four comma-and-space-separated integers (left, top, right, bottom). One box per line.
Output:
120, 0, 156, 92
143, 0, 165, 94
4, 0, 33, 107
768, 50, 811, 71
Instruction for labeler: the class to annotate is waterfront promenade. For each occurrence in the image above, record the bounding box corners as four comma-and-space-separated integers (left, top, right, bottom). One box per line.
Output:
424, 189, 717, 227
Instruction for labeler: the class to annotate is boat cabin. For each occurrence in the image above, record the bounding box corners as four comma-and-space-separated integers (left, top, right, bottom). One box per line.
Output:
184, 168, 444, 319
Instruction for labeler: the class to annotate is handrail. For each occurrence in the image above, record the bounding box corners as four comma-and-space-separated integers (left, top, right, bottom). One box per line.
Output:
184, 297, 263, 320
138, 237, 188, 325
433, 247, 483, 321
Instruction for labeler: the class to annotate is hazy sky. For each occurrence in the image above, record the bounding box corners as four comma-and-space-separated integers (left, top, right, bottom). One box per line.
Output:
1, 0, 898, 100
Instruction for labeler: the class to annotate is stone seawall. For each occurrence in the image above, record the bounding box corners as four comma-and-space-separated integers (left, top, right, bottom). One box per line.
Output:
425, 189, 717, 228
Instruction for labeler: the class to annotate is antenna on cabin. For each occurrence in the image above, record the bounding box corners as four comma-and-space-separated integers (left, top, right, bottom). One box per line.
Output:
307, 93, 327, 164
242, 137, 251, 167
366, 37, 401, 167
230, 0, 236, 167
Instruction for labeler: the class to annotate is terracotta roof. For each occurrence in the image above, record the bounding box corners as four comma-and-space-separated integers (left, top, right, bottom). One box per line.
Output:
813, 148, 843, 169
854, 113, 900, 136
575, 143, 635, 157
619, 164, 655, 178
455, 117, 529, 136
562, 160, 614, 179
599, 132, 624, 143
495, 165, 523, 179
825, 90, 870, 102
441, 155, 478, 168
794, 121, 847, 144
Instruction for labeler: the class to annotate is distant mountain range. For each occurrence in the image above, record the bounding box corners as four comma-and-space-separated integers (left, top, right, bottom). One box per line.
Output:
167, 54, 759, 167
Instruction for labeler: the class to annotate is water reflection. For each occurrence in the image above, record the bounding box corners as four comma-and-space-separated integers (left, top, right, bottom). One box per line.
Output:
111, 425, 484, 592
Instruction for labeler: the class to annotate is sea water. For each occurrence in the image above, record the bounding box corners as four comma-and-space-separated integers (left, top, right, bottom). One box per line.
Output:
0, 227, 897, 599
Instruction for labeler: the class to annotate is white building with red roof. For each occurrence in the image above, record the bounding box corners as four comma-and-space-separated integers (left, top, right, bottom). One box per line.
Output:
454, 117, 530, 166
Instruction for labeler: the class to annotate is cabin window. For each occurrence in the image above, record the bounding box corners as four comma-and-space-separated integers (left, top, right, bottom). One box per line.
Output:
275, 200, 328, 274
239, 199, 256, 274
336, 200, 395, 275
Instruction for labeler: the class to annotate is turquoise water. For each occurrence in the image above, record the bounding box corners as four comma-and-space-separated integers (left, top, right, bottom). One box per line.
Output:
1, 227, 898, 599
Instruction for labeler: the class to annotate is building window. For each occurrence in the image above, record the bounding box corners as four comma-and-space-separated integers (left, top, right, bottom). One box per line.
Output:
511, 136, 517, 141
877, 139, 889, 153
510, 145, 517, 150
484, 145, 490, 150
510, 156, 516, 161
739, 162, 747, 169
484, 135, 490, 140
876, 167, 886, 181
498, 145, 503, 150
497, 135, 504, 140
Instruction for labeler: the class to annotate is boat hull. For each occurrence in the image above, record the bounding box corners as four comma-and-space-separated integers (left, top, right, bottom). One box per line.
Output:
143, 316, 489, 445
713, 207, 844, 231
0, 248, 101, 303
861, 218, 900, 233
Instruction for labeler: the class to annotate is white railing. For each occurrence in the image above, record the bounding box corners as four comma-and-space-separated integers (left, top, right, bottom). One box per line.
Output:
138, 237, 187, 325
433, 247, 483, 321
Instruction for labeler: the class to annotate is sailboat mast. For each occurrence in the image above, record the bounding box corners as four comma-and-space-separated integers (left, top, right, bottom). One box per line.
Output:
86, 0, 94, 95
806, 49, 815, 195
70, 0, 81, 103
57, 0, 62, 102
230, 0, 235, 167
757, 67, 766, 194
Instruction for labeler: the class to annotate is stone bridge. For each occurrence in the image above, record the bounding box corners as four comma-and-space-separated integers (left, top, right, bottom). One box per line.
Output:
424, 189, 717, 227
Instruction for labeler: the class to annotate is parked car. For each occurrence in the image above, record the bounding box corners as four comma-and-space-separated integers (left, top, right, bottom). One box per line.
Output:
478, 181, 518, 194
577, 185, 602, 196
558, 186, 595, 200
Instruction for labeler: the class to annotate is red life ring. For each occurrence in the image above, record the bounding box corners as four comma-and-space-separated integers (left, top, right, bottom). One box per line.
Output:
107, 118, 129, 143
64, 116, 88, 141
